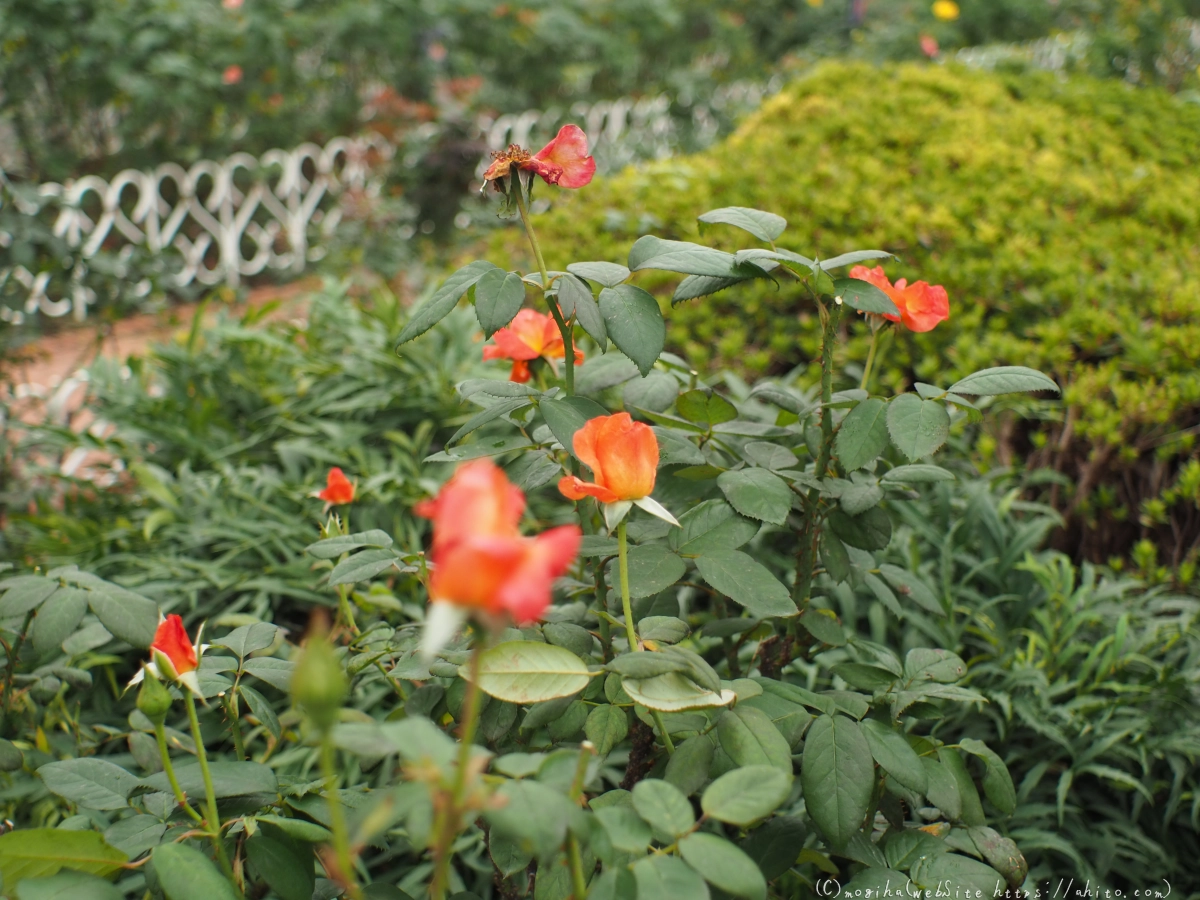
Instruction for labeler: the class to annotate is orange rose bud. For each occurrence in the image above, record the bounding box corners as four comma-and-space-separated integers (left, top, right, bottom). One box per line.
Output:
558, 413, 659, 503
848, 265, 949, 333
483, 309, 584, 382
317, 467, 355, 505
151, 614, 199, 679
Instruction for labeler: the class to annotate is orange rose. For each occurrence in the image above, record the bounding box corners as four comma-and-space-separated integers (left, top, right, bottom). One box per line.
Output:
483, 309, 584, 382
848, 265, 949, 333
128, 614, 205, 697
317, 467, 355, 505
416, 460, 581, 655
483, 124, 596, 190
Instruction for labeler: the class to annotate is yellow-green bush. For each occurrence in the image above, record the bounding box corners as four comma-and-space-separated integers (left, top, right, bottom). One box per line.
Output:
487, 62, 1200, 564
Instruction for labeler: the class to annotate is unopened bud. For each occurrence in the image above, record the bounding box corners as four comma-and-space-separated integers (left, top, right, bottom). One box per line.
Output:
137, 669, 173, 725
291, 626, 348, 732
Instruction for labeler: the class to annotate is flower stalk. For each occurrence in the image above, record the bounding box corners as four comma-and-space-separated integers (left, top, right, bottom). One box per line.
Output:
183, 692, 237, 885
153, 722, 203, 824
320, 736, 361, 900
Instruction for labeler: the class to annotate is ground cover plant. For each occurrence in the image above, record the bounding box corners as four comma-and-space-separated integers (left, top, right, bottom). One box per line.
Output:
4, 118, 1152, 900
485, 61, 1200, 572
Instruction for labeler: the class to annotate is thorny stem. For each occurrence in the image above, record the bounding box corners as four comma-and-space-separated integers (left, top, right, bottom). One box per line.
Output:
513, 180, 575, 396
595, 556, 613, 662
0, 610, 34, 724
430, 640, 486, 900
153, 722, 203, 823
184, 693, 237, 889
794, 302, 843, 610
566, 743, 594, 899
617, 521, 675, 754
320, 736, 361, 900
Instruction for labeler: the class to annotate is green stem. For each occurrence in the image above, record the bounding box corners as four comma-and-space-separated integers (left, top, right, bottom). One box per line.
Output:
154, 723, 203, 823
184, 693, 237, 887
860, 327, 880, 393
794, 302, 843, 609
430, 640, 486, 900
513, 180, 575, 396
595, 558, 612, 662
566, 836, 589, 900
222, 692, 247, 762
320, 736, 362, 900
618, 522, 675, 754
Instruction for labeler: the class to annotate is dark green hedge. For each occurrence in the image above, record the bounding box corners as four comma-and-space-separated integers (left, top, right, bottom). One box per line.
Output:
487, 62, 1200, 565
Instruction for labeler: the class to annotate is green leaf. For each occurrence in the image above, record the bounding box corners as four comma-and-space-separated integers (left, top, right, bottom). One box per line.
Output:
490, 830, 534, 877
676, 389, 738, 426
598, 285, 665, 377
835, 398, 890, 472
594, 806, 651, 859
966, 826, 1027, 887
474, 269, 527, 336
801, 715, 875, 851
817, 250, 893, 271
653, 426, 707, 466
31, 588, 90, 656
621, 673, 732, 712
860, 719, 928, 794
694, 550, 797, 619
447, 398, 533, 446
947, 366, 1059, 396
887, 394, 950, 461
0, 830, 127, 885
673, 273, 759, 304
668, 501, 758, 555
252, 815, 332, 844
584, 704, 629, 756
665, 735, 715, 797
241, 657, 295, 691
679, 832, 768, 900
14, 870, 122, 900
881, 465, 955, 484
701, 765, 792, 826
327, 548, 399, 586
624, 372, 680, 412
939, 748, 986, 826
245, 830, 314, 900
903, 648, 967, 684
717, 468, 792, 525
827, 507, 892, 551
424, 435, 536, 463
832, 279, 899, 316
605, 544, 685, 599
102, 815, 166, 858
878, 565, 943, 615
396, 260, 498, 345
637, 616, 690, 643
465, 641, 590, 704
485, 780, 574, 860
143, 761, 277, 799
567, 261, 630, 287
557, 274, 607, 348
539, 397, 588, 459
87, 588, 158, 648
607, 653, 689, 680
832, 663, 897, 692
0, 576, 57, 617
152, 842, 241, 900
698, 207, 787, 242
883, 828, 948, 870
38, 759, 139, 810
212, 622, 279, 658
921, 757, 962, 821
632, 779, 694, 840
909, 852, 1003, 899
305, 530, 394, 560
632, 855, 710, 900
740, 816, 806, 880
819, 532, 851, 585
629, 235, 739, 277
842, 868, 910, 898
957, 740, 1015, 815
0, 739, 22, 772
240, 684, 281, 741
717, 706, 794, 773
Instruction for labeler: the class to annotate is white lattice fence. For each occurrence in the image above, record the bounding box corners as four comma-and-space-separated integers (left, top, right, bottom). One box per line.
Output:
0, 134, 393, 324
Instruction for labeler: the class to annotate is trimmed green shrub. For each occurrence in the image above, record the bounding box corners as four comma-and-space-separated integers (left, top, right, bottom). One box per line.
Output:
487, 62, 1200, 565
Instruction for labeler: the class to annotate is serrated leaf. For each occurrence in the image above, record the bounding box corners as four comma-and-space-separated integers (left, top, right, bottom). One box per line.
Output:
213, 622, 279, 658
717, 706, 794, 772
835, 398, 890, 471
567, 261, 630, 287
632, 779, 694, 839
860, 719, 928, 794
305, 530, 394, 560
801, 715, 874, 851
152, 841, 241, 900
0, 576, 57, 617
474, 269, 527, 336
598, 285, 665, 377
621, 673, 733, 712
628, 235, 738, 276
632, 855, 709, 900
833, 279, 900, 316
701, 765, 792, 826
816, 250, 893, 271
676, 389, 737, 426
881, 465, 955, 484
0, 830, 127, 885
327, 548, 399, 586
947, 366, 1059, 396
397, 260, 499, 345
698, 206, 787, 242
87, 588, 158, 648
15, 869, 124, 900
605, 544, 685, 599
887, 394, 950, 461
539, 397, 588, 459
584, 704, 629, 756
695, 550, 797, 618
464, 641, 590, 704
38, 758, 139, 810
717, 468, 792, 525
673, 273, 758, 305
959, 739, 1017, 816
557, 273, 607, 347
668, 500, 758, 555
31, 588, 89, 656
680, 832, 768, 900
